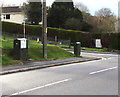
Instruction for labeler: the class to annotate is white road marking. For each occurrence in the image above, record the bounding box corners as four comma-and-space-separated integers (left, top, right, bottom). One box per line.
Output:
83, 55, 107, 60
10, 78, 71, 96
89, 66, 118, 75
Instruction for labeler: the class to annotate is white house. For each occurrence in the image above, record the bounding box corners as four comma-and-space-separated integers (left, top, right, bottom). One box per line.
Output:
1, 6, 24, 24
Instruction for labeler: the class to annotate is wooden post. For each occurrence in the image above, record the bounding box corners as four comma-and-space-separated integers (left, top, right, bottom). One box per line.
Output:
42, 0, 47, 59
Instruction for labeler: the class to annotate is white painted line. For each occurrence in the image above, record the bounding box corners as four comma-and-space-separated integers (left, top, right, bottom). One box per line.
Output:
83, 55, 107, 61
10, 78, 71, 95
89, 66, 118, 75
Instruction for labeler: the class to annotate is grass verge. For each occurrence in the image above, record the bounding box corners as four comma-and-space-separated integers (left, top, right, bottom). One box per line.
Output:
1, 37, 75, 67
60, 45, 119, 52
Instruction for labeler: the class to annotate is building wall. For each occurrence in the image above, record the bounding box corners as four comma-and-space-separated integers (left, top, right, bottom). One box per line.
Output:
1, 12, 24, 24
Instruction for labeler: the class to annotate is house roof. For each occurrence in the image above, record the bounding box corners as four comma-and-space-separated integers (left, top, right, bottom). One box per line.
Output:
2, 6, 22, 13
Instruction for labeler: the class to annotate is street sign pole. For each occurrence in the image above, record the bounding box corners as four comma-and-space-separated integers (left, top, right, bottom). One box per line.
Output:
23, 20, 25, 38
23, 18, 27, 38
42, 0, 47, 59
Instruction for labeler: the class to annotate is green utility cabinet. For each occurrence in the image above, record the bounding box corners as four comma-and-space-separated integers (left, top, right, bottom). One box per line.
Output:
14, 38, 28, 60
74, 42, 81, 56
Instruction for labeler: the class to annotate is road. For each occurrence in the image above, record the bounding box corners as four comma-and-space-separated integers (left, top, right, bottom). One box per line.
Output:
1, 52, 119, 96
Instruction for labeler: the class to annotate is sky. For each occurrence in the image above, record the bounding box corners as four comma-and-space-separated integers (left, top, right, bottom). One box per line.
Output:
0, 0, 120, 16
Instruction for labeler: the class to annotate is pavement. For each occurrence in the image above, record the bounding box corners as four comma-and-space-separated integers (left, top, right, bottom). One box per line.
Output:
1, 54, 101, 75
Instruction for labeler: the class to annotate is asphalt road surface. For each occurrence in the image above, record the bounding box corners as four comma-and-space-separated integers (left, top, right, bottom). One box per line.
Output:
1, 52, 118, 96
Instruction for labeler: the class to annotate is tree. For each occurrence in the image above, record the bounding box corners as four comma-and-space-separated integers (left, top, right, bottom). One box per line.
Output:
22, 1, 42, 25
72, 8, 83, 19
47, 1, 75, 28
74, 2, 93, 32
95, 8, 114, 17
47, 6, 69, 28
94, 8, 116, 33
47, 0, 83, 29
52, 0, 74, 10
75, 2, 89, 13
87, 15, 117, 33
64, 18, 82, 30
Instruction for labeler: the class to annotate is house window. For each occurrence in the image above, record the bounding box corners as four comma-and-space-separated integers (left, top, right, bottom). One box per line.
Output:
3, 15, 6, 19
3, 14, 10, 20
6, 14, 10, 19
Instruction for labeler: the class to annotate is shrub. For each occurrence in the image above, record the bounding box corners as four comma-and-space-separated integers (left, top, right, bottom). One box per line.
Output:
2, 22, 42, 36
101, 33, 120, 50
2, 22, 120, 49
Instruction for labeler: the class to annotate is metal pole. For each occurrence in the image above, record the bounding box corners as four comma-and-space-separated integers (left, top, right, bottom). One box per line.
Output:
24, 20, 25, 38
42, 0, 47, 59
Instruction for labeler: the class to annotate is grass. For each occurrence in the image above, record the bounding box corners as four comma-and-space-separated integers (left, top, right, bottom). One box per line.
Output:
1, 37, 19, 66
28, 41, 74, 61
81, 47, 108, 52
1, 36, 75, 67
2, 36, 117, 67
60, 45, 113, 52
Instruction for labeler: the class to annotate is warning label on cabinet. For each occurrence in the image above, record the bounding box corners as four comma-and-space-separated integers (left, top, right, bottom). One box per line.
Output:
21, 40, 26, 48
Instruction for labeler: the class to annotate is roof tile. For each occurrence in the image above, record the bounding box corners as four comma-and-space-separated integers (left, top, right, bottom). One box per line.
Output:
2, 6, 22, 13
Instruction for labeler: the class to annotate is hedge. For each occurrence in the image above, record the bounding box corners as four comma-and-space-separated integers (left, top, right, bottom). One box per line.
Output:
2, 22, 120, 49
101, 33, 120, 50
2, 22, 42, 36
2, 22, 93, 47
47, 27, 93, 47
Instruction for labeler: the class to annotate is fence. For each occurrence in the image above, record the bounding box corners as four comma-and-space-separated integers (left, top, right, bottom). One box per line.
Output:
2, 31, 120, 50
2, 32, 71, 47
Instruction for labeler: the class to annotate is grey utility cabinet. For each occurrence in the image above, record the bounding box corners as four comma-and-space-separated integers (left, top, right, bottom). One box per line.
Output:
14, 38, 28, 60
